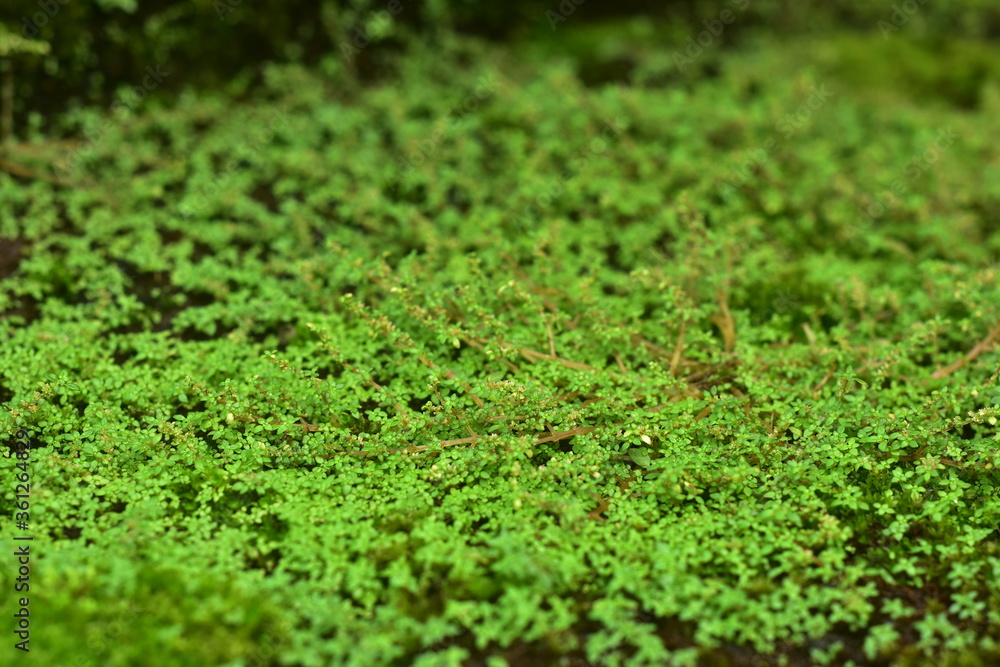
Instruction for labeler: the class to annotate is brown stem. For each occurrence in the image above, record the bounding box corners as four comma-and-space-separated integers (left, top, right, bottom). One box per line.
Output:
0, 57, 11, 146
931, 323, 1000, 380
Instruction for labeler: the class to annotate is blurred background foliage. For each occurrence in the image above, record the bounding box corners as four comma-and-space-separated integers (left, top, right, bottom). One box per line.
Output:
1, 0, 999, 138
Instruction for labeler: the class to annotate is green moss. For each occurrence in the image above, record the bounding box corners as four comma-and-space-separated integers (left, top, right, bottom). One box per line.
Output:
1, 24, 999, 667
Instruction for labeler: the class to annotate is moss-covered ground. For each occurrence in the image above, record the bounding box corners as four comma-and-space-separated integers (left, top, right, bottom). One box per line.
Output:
2, 24, 1000, 667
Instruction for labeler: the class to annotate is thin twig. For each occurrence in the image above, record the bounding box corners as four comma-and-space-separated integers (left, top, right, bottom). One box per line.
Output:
670, 319, 687, 376
931, 323, 1000, 380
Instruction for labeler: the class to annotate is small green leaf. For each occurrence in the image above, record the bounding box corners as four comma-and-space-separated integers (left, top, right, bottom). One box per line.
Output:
628, 447, 650, 468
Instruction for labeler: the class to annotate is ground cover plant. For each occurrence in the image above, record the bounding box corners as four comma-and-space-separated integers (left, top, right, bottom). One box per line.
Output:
4, 0, 999, 121
1, 17, 1000, 667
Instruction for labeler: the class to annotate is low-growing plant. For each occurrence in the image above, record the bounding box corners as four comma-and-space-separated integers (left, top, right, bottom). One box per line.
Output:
1, 25, 999, 666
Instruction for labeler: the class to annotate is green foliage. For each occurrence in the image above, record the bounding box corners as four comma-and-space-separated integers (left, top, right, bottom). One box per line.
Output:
2, 0, 1000, 132
0, 22, 49, 57
1, 23, 1000, 667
